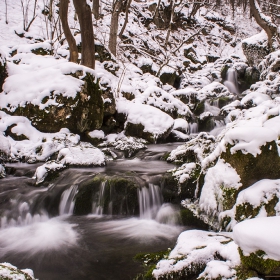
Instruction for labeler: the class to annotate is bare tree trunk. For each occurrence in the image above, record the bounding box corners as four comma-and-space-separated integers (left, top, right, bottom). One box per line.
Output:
249, 0, 277, 49
109, 0, 122, 56
5, 0, 8, 24
73, 0, 95, 69
59, 0, 78, 63
119, 0, 132, 38
92, 0, 100, 19
164, 0, 174, 46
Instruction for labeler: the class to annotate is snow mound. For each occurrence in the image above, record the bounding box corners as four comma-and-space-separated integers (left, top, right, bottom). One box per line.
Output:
233, 216, 280, 261
57, 142, 105, 166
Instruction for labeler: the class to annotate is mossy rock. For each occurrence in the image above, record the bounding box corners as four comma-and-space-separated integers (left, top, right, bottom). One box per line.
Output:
221, 141, 280, 190
198, 116, 215, 132
134, 249, 171, 280
193, 101, 205, 116
235, 195, 278, 222
74, 174, 141, 215
10, 72, 104, 134
239, 248, 280, 276
180, 208, 208, 229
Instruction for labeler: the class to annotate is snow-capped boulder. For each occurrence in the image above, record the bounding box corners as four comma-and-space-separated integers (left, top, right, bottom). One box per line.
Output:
153, 230, 239, 280
117, 100, 174, 143
0, 53, 104, 134
135, 86, 192, 119
242, 31, 270, 67
233, 216, 280, 276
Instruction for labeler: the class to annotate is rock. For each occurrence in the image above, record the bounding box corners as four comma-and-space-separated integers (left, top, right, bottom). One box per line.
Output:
0, 262, 36, 280
0, 54, 7, 91
117, 101, 174, 143
74, 174, 142, 215
242, 31, 270, 67
99, 135, 147, 158
8, 72, 104, 134
221, 141, 280, 190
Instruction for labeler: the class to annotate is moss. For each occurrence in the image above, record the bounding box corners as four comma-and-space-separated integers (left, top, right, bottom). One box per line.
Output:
74, 174, 140, 216
235, 202, 261, 222
239, 248, 280, 275
193, 101, 205, 115
221, 185, 238, 211
221, 64, 230, 80
264, 195, 278, 217
159, 72, 178, 87
235, 265, 259, 280
0, 264, 35, 280
10, 72, 104, 134
221, 141, 280, 190
134, 249, 171, 280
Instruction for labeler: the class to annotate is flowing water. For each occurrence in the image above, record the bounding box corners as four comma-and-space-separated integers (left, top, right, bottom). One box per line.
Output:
0, 143, 190, 280
224, 68, 240, 94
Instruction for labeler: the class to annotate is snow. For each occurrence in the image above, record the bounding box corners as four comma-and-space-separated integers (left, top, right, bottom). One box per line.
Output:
233, 216, 280, 260
88, 130, 105, 139
199, 159, 242, 214
57, 142, 106, 166
117, 99, 174, 140
0, 262, 36, 280
153, 230, 240, 279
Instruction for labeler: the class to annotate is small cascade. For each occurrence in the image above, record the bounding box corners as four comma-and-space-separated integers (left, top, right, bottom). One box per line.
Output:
138, 184, 163, 220
59, 184, 78, 215
189, 122, 198, 134
92, 182, 108, 215
224, 68, 240, 94
1, 201, 49, 229
204, 101, 220, 116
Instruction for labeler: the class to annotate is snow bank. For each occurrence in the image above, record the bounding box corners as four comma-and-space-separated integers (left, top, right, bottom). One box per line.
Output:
233, 216, 280, 260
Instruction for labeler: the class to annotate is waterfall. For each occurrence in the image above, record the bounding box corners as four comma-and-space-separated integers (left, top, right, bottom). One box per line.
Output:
189, 122, 198, 134
138, 184, 163, 220
224, 68, 240, 94
92, 182, 108, 215
204, 101, 220, 116
59, 184, 78, 215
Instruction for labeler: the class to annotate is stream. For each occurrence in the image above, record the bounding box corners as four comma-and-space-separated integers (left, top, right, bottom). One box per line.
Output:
0, 143, 191, 280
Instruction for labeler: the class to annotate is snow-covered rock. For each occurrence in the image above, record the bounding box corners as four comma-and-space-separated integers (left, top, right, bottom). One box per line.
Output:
153, 230, 239, 279
117, 100, 174, 143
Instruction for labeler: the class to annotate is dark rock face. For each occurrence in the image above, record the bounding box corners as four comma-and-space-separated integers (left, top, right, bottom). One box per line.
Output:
242, 40, 270, 67
74, 174, 141, 216
125, 121, 173, 143
0, 55, 8, 91
11, 72, 104, 134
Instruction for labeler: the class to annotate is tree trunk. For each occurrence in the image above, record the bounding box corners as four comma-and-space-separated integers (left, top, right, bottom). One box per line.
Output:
108, 0, 122, 56
60, 0, 78, 63
73, 0, 95, 69
249, 0, 277, 49
92, 0, 100, 19
119, 0, 132, 38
